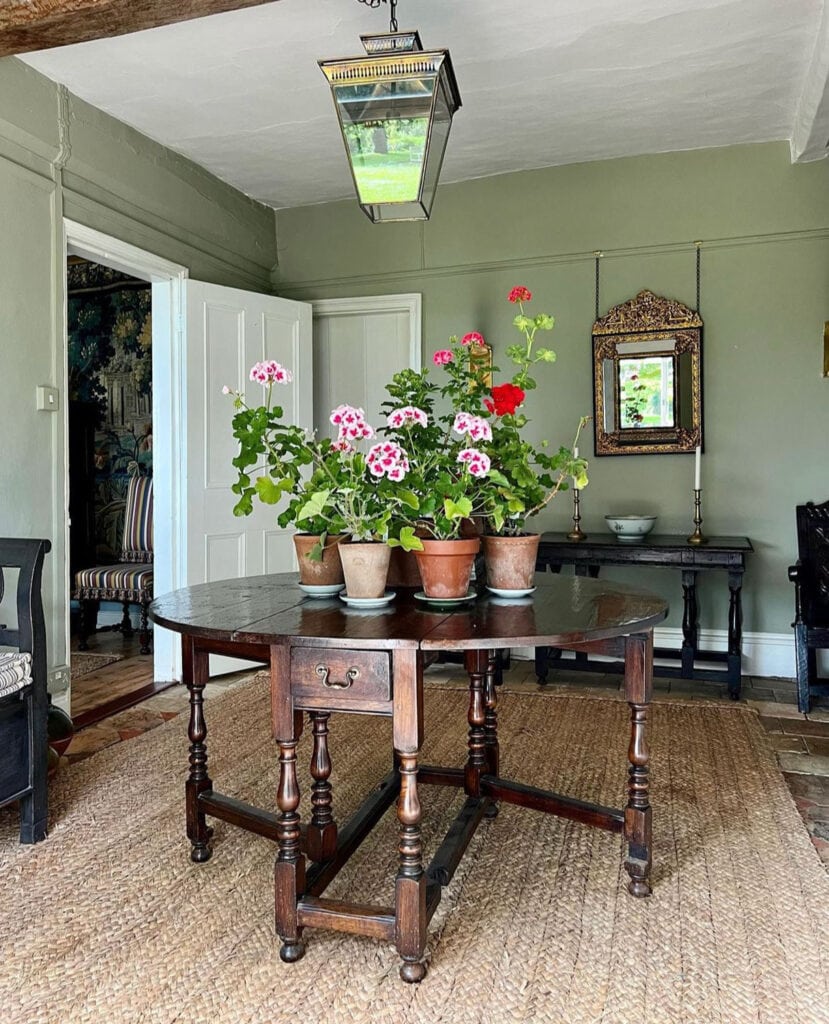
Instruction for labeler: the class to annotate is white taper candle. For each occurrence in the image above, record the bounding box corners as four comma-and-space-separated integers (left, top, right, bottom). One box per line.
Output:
694, 445, 701, 490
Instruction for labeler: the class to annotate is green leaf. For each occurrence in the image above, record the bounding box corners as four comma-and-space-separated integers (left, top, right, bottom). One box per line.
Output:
397, 488, 420, 511
444, 496, 473, 520
296, 490, 331, 523
388, 526, 424, 552
535, 347, 557, 362
254, 475, 288, 505
534, 314, 555, 331
487, 469, 510, 487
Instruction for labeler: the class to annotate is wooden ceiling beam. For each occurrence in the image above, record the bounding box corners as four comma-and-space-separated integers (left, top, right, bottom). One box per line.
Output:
0, 0, 281, 58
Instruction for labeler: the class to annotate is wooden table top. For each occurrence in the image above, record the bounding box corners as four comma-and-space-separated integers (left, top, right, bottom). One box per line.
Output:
150, 573, 668, 651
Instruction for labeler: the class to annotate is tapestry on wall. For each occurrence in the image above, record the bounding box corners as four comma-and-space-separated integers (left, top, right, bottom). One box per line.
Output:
67, 258, 152, 563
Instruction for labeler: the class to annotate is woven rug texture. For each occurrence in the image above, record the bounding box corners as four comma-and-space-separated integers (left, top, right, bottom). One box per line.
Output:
1, 675, 827, 1024
69, 652, 123, 679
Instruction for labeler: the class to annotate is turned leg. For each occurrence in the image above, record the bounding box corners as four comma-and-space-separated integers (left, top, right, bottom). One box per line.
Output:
624, 632, 653, 897
727, 570, 744, 700
395, 751, 426, 983
464, 649, 488, 797
139, 601, 151, 655
681, 569, 698, 679
121, 601, 134, 637
276, 736, 306, 963
483, 651, 500, 818
183, 638, 213, 863
306, 711, 337, 862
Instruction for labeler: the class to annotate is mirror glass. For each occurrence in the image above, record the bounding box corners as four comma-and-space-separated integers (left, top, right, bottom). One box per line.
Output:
593, 291, 702, 456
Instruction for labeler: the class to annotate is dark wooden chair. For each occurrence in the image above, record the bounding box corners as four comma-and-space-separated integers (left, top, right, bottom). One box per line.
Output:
0, 538, 51, 843
789, 500, 829, 713
75, 475, 153, 654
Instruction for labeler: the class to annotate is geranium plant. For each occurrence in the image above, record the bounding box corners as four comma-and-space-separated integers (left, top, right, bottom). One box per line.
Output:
381, 332, 497, 541
475, 286, 589, 535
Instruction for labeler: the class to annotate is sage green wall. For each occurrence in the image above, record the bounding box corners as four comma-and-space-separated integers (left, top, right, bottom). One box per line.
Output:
0, 56, 278, 694
274, 142, 829, 645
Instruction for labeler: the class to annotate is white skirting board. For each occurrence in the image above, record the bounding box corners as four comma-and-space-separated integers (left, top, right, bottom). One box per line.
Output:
511, 628, 811, 681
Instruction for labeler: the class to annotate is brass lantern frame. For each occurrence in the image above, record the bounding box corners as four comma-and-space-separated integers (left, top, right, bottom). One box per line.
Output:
319, 31, 462, 223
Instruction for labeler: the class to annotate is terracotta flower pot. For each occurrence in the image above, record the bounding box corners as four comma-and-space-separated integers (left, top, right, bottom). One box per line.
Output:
414, 538, 480, 599
339, 541, 391, 598
292, 533, 345, 586
482, 533, 540, 591
387, 546, 423, 589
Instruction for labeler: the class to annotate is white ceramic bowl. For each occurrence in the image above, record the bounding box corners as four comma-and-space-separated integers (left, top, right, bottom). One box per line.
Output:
604, 514, 658, 543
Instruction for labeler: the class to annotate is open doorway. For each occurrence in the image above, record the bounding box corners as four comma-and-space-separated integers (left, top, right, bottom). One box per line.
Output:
66, 255, 160, 727
63, 222, 187, 727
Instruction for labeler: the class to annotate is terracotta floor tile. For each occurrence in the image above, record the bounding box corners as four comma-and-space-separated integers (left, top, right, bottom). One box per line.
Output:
744, 700, 805, 720
806, 737, 829, 757
758, 716, 783, 733
782, 719, 829, 737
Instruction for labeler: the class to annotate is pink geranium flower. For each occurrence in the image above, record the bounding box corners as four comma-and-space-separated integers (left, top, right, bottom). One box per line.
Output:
433, 349, 453, 365
366, 441, 410, 481
452, 412, 492, 442
457, 448, 491, 478
249, 360, 293, 385
460, 332, 486, 347
387, 406, 428, 429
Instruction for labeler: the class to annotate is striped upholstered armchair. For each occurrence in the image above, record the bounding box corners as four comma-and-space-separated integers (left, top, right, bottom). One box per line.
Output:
75, 475, 153, 655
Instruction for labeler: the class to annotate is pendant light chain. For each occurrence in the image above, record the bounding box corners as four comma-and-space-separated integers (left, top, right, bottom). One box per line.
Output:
356, 0, 398, 31
695, 240, 702, 312
594, 251, 603, 321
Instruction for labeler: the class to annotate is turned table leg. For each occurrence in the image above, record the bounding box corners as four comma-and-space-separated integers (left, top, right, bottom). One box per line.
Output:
464, 649, 488, 797
727, 569, 745, 700
624, 632, 653, 898
681, 569, 698, 679
276, 736, 306, 963
306, 711, 337, 862
395, 751, 426, 983
483, 651, 500, 817
183, 637, 213, 863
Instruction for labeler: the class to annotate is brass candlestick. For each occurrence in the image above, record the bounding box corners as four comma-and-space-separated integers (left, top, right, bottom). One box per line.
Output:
687, 488, 707, 545
568, 487, 587, 542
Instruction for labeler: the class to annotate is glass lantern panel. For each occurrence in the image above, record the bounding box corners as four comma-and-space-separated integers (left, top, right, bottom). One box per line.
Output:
333, 77, 437, 205
418, 77, 453, 217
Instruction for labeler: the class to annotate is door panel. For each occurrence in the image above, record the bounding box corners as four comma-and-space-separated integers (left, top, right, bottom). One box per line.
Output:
312, 296, 420, 437
184, 280, 312, 673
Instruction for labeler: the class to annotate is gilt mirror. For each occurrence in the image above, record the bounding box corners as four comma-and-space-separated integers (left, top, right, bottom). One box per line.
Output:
593, 290, 702, 456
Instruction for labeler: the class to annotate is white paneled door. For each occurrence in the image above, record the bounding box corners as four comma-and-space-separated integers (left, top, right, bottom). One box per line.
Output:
184, 280, 312, 672
312, 295, 421, 439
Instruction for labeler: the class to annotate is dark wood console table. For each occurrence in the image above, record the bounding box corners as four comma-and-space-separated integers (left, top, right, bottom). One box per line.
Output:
535, 533, 753, 699
151, 573, 667, 983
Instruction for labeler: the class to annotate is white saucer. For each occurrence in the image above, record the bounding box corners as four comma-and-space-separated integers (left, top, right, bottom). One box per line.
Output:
339, 591, 395, 609
486, 586, 536, 599
298, 582, 345, 597
414, 590, 476, 607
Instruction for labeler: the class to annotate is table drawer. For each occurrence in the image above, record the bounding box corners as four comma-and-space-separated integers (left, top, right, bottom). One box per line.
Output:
290, 648, 391, 712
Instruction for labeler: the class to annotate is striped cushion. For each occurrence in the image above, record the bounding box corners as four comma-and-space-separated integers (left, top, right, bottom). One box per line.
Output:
121, 476, 153, 563
75, 564, 153, 602
0, 651, 32, 698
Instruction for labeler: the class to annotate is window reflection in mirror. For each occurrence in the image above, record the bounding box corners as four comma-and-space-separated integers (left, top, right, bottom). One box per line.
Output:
618, 357, 675, 429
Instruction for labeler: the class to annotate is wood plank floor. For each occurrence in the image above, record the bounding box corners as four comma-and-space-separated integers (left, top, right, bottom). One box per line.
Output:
70, 630, 166, 727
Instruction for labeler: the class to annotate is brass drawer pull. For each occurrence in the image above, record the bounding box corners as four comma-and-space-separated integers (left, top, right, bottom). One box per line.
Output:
315, 664, 360, 689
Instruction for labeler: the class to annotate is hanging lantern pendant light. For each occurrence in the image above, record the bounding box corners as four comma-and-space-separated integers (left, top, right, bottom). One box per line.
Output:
319, 1, 462, 223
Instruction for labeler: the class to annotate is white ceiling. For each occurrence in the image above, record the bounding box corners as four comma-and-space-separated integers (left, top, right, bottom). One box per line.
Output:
20, 0, 829, 210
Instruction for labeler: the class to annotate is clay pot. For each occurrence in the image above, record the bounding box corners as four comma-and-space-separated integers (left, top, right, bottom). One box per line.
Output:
387, 546, 423, 589
292, 533, 345, 586
482, 533, 540, 591
339, 541, 391, 598
414, 538, 480, 599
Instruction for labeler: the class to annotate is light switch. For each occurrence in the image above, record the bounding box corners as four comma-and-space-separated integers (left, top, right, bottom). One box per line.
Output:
36, 385, 60, 412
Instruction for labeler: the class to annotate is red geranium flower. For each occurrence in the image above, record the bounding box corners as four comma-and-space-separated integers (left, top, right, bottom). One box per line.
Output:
484, 382, 526, 416
508, 286, 532, 304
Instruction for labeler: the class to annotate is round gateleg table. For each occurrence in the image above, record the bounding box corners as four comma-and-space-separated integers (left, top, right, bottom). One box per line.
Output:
151, 571, 668, 983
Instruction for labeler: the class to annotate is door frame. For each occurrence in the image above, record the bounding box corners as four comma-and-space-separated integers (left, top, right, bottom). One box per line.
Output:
310, 293, 422, 371
63, 219, 189, 685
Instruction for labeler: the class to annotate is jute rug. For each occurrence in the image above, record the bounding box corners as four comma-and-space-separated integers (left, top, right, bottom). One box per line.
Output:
1, 676, 827, 1024
70, 652, 123, 679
